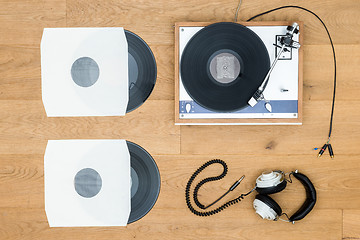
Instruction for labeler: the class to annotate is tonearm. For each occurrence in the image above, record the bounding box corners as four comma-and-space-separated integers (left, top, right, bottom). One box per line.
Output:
248, 22, 301, 109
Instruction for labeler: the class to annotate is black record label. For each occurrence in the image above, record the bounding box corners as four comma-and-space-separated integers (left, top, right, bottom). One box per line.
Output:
126, 141, 160, 224
125, 30, 157, 113
180, 22, 270, 112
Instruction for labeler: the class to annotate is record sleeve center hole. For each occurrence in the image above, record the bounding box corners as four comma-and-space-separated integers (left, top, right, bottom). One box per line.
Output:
209, 51, 241, 84
71, 57, 100, 87
74, 168, 102, 198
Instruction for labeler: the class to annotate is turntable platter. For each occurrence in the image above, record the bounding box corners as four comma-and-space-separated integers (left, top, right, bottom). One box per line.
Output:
180, 22, 270, 112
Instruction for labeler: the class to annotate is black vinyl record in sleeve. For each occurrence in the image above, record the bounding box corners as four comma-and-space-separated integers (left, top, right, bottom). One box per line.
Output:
125, 30, 157, 113
126, 141, 160, 223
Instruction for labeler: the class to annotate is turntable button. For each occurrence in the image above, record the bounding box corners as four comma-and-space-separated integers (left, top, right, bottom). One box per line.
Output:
186, 103, 191, 113
265, 102, 272, 112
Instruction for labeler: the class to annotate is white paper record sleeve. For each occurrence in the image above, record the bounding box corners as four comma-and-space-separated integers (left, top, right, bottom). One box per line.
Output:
41, 28, 129, 117
44, 140, 131, 227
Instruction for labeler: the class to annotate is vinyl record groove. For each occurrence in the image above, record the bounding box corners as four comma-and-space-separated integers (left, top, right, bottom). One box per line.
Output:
126, 141, 160, 224
180, 22, 270, 112
125, 30, 157, 113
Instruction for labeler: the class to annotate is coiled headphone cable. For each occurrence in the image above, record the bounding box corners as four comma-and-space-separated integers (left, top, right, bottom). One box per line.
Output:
185, 159, 254, 216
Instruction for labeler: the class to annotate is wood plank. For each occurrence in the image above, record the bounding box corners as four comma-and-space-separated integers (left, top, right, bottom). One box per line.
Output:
303, 44, 360, 101
66, 0, 360, 45
0, 155, 44, 209
0, 0, 66, 45
154, 154, 360, 210
0, 207, 342, 240
0, 44, 173, 100
0, 100, 180, 155
1, 44, 359, 102
343, 210, 360, 239
0, 45, 40, 100
149, 44, 175, 100
180, 100, 360, 155
1, 154, 359, 210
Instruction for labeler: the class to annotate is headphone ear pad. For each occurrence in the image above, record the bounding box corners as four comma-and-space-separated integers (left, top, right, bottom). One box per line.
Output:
256, 180, 287, 195
253, 194, 282, 220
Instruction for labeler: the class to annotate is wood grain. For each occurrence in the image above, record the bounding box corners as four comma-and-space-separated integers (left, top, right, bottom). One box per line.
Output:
1, 153, 359, 210
180, 100, 360, 155
0, 0, 66, 45
1, 44, 359, 101
155, 154, 360, 210
66, 0, 360, 45
0, 0, 359, 239
0, 207, 342, 240
0, 44, 174, 100
343, 210, 360, 240
0, 100, 180, 154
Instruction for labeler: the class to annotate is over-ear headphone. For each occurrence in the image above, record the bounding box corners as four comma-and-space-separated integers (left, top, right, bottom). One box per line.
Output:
185, 159, 316, 223
253, 170, 316, 223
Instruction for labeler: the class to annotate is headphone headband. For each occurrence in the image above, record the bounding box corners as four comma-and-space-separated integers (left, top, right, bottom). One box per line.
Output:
288, 171, 316, 222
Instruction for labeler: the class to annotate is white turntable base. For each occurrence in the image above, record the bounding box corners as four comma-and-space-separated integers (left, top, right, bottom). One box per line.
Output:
175, 22, 303, 125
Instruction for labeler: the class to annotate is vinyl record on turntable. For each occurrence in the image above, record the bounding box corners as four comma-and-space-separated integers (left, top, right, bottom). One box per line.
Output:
125, 30, 157, 113
180, 22, 270, 112
126, 141, 160, 223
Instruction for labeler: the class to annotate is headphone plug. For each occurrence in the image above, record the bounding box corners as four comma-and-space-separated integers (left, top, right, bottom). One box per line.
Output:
229, 175, 245, 191
318, 144, 328, 158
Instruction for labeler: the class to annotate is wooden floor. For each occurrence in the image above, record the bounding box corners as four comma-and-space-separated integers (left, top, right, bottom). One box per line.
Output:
0, 0, 359, 239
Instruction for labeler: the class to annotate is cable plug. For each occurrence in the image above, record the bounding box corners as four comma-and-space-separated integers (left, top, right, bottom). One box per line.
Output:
229, 175, 245, 191
328, 144, 334, 158
318, 144, 328, 158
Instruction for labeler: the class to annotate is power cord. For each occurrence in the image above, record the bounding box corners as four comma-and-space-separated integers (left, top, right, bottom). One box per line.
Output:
244, 5, 337, 158
185, 159, 254, 216
234, 0, 243, 22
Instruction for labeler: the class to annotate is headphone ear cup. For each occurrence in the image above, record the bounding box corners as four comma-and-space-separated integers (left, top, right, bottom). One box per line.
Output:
256, 180, 287, 195
253, 194, 282, 220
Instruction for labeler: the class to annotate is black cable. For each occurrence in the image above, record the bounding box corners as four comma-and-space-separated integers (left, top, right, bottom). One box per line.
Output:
246, 5, 337, 152
285, 172, 293, 183
203, 189, 230, 209
185, 159, 253, 216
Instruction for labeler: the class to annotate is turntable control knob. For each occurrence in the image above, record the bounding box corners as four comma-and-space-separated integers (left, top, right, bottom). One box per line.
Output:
186, 103, 191, 113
